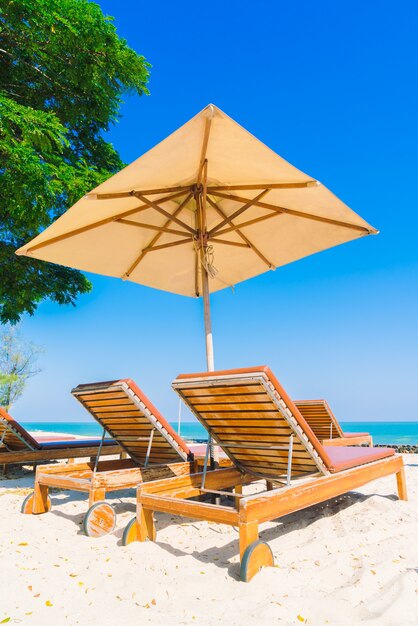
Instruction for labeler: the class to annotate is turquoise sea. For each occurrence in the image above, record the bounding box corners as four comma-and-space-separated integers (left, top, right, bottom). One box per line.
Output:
21, 421, 418, 445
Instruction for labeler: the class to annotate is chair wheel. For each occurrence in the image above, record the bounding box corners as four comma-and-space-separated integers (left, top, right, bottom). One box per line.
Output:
122, 517, 139, 546
21, 492, 51, 514
240, 540, 274, 582
83, 501, 116, 537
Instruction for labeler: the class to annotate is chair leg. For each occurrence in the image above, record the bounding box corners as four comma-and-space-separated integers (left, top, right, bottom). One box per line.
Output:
239, 521, 259, 560
239, 521, 274, 582
89, 488, 106, 507
234, 484, 242, 509
33, 481, 50, 514
396, 468, 408, 501
137, 505, 156, 541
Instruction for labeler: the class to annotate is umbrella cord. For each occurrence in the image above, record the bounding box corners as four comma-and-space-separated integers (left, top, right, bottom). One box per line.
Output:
194, 243, 235, 292
202, 245, 218, 279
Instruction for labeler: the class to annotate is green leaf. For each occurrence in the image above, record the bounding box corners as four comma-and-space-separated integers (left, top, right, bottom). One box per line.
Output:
0, 0, 150, 323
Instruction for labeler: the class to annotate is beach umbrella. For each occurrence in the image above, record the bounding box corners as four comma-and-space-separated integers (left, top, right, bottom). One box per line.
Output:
16, 104, 377, 373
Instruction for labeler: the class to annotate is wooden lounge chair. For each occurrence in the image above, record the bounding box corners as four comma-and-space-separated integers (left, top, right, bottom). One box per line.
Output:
22, 379, 194, 537
122, 366, 407, 582
294, 400, 373, 446
0, 407, 121, 474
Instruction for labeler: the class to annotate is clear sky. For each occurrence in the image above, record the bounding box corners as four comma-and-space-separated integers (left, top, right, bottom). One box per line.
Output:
14, 0, 418, 423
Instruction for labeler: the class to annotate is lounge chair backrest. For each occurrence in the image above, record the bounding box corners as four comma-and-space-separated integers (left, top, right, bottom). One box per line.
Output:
294, 400, 344, 440
173, 367, 333, 480
0, 408, 40, 451
72, 379, 192, 465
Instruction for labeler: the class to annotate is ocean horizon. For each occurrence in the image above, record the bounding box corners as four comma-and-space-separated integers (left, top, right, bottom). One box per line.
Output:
21, 421, 418, 445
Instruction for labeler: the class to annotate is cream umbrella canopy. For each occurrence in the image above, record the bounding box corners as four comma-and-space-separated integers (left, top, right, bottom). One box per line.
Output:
16, 104, 377, 371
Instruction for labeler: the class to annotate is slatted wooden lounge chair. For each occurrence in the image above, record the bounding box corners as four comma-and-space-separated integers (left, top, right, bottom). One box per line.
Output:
122, 366, 407, 582
294, 400, 373, 446
22, 379, 194, 537
0, 407, 121, 474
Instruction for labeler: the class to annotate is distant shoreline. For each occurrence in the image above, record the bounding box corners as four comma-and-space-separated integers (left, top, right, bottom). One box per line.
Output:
27, 428, 418, 454
22, 420, 418, 446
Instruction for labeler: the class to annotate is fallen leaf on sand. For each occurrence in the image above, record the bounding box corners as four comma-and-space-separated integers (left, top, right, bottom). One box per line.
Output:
45, 601, 53, 607
27, 585, 32, 592
314, 561, 320, 566
0, 618, 11, 624
151, 599, 156, 606
18, 542, 28, 546
297, 615, 306, 623
370, 570, 376, 575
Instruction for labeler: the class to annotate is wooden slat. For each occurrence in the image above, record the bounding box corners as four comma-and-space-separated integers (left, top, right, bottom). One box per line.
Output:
80, 392, 128, 401
85, 405, 139, 413
188, 393, 271, 403
74, 382, 186, 464
176, 377, 320, 480
194, 403, 276, 411
294, 401, 344, 440
84, 398, 136, 407
200, 411, 279, 419
182, 385, 260, 397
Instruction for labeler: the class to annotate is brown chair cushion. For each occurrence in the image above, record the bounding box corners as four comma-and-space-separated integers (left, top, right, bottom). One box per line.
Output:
323, 445, 394, 473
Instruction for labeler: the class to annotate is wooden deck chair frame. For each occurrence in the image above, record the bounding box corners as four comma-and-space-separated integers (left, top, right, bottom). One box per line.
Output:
22, 379, 198, 537
294, 400, 373, 446
0, 408, 121, 475
122, 368, 407, 582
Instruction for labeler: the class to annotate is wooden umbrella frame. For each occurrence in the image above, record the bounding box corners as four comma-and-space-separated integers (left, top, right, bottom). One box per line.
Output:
23, 111, 376, 373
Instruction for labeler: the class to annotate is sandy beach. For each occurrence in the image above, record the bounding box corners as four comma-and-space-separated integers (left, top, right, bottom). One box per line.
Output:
0, 453, 416, 626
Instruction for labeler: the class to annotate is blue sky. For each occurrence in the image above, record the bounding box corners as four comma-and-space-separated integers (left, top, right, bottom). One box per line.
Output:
14, 0, 418, 423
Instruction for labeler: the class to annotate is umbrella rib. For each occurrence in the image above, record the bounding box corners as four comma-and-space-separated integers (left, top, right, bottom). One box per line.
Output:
210, 238, 250, 248
122, 192, 193, 279
207, 181, 317, 191
88, 185, 194, 200
210, 190, 375, 234
142, 238, 192, 252
194, 211, 200, 297
214, 211, 282, 236
117, 219, 190, 237
24, 190, 189, 254
197, 108, 214, 186
207, 190, 270, 237
206, 196, 274, 268
135, 193, 196, 235
25, 204, 149, 254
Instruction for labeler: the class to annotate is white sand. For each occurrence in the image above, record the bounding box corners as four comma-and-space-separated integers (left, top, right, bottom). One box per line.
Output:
0, 455, 417, 625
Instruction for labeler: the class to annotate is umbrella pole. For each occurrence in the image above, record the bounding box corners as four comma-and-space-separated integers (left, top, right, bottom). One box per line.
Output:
202, 266, 214, 372
197, 176, 219, 476
201, 259, 220, 474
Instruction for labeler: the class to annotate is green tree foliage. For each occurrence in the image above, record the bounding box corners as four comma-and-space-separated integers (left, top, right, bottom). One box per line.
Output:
0, 325, 42, 409
0, 0, 150, 323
